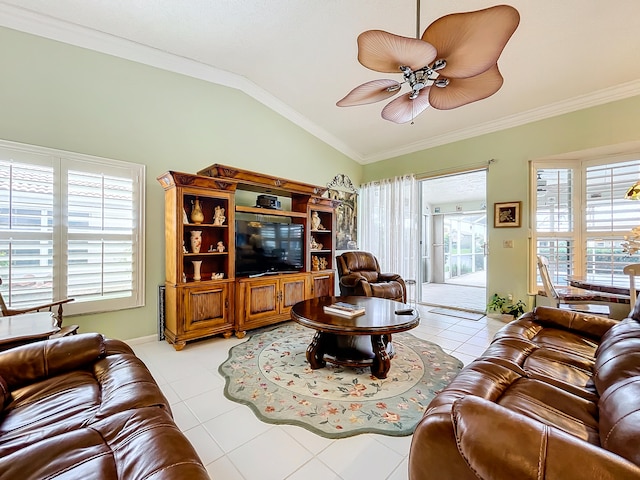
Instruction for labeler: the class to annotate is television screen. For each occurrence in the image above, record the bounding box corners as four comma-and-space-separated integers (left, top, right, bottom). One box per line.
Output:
235, 220, 304, 276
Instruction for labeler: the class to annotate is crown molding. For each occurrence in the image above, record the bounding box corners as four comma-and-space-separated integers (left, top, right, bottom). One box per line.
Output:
1, 4, 638, 166
360, 80, 640, 164
0, 4, 364, 163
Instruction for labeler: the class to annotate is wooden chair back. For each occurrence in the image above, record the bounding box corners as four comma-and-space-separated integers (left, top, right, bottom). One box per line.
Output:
623, 263, 640, 308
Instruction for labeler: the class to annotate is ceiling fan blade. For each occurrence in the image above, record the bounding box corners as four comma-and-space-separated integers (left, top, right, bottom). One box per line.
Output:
336, 79, 402, 107
381, 90, 431, 124
428, 64, 504, 110
357, 30, 437, 73
422, 5, 519, 79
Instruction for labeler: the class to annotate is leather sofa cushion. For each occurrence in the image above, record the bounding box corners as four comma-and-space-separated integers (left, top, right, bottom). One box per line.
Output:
424, 358, 600, 446
0, 334, 106, 388
0, 336, 170, 457
493, 307, 617, 358
481, 337, 598, 400
593, 318, 640, 466
452, 396, 640, 480
0, 407, 206, 480
496, 377, 599, 444
598, 376, 640, 466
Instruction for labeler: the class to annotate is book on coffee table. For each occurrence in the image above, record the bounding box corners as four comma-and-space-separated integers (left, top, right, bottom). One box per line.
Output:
323, 302, 365, 317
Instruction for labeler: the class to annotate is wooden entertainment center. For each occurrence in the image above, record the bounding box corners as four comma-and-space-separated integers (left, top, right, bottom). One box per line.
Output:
157, 165, 339, 350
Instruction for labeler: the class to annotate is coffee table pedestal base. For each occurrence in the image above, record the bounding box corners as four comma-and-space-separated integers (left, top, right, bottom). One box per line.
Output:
306, 331, 395, 379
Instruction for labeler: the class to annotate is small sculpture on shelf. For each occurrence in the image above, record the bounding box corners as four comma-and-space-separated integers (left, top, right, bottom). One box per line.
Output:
310, 236, 323, 251
318, 257, 328, 270
190, 198, 204, 224
183, 241, 188, 254
312, 256, 320, 271
311, 211, 325, 231
212, 272, 224, 279
217, 241, 226, 252
213, 205, 226, 226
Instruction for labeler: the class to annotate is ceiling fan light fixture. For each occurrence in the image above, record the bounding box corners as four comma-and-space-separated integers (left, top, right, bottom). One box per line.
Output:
337, 3, 520, 123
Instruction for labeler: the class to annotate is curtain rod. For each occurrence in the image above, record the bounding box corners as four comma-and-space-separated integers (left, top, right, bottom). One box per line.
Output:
415, 159, 495, 180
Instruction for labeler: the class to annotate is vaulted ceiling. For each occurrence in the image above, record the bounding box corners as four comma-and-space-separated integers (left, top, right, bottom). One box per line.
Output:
1, 1, 639, 164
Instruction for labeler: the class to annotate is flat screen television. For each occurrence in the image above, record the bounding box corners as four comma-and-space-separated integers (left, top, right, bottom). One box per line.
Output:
235, 220, 304, 277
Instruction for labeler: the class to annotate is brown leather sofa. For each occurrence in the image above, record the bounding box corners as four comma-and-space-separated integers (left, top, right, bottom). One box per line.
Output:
0, 333, 209, 479
409, 304, 640, 479
336, 251, 406, 302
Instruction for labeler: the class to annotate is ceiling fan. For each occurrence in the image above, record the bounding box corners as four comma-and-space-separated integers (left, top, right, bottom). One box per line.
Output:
336, 3, 520, 124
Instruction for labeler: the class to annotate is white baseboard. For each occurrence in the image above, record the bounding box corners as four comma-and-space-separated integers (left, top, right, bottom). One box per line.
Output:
125, 334, 159, 345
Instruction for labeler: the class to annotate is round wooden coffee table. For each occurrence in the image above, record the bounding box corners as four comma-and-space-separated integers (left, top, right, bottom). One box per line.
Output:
290, 296, 420, 379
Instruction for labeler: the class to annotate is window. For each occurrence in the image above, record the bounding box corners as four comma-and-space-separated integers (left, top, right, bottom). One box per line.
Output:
0, 140, 145, 314
531, 155, 640, 291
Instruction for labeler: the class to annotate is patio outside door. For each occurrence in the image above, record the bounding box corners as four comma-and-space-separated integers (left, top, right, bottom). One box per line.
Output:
419, 170, 487, 313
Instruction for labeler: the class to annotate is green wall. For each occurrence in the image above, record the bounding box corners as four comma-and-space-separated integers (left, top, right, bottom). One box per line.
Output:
362, 96, 640, 306
0, 27, 361, 340
2, 25, 639, 335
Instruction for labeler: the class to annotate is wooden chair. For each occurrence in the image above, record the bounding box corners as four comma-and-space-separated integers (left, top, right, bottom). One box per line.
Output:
536, 255, 610, 317
623, 263, 640, 307
0, 278, 78, 337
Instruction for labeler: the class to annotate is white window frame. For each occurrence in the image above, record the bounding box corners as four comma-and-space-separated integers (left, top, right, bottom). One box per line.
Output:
530, 152, 640, 292
0, 139, 145, 315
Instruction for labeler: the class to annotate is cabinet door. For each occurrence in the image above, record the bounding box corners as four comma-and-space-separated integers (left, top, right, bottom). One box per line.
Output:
280, 275, 308, 313
310, 271, 335, 298
184, 283, 232, 332
243, 277, 280, 322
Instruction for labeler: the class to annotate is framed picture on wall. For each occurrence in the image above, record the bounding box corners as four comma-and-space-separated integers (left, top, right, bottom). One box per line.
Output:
494, 201, 521, 228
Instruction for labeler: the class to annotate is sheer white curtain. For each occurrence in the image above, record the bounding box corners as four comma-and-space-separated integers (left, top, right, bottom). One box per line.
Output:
359, 174, 419, 281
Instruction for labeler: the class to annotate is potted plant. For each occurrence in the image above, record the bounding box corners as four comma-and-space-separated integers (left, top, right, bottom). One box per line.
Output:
487, 293, 527, 319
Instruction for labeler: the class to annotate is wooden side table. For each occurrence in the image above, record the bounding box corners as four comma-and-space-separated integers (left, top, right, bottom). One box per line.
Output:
0, 312, 59, 351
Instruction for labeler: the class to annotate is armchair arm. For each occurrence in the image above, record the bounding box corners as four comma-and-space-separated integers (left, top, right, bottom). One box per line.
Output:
0, 333, 105, 389
338, 273, 367, 289
452, 396, 640, 480
531, 306, 618, 339
378, 273, 403, 283
2, 297, 73, 316
3, 298, 75, 328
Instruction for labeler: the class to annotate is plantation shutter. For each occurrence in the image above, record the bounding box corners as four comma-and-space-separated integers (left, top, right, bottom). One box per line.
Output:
0, 141, 144, 314
534, 168, 576, 286
584, 160, 640, 287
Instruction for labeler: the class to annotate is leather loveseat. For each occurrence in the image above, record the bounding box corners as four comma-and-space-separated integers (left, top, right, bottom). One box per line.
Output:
409, 304, 640, 479
0, 333, 209, 479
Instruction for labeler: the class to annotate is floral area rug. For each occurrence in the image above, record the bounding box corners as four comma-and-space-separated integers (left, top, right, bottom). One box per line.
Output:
219, 322, 463, 438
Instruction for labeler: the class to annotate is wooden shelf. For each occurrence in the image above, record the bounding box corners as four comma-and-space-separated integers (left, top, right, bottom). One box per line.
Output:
184, 223, 228, 228
184, 252, 228, 257
235, 205, 307, 218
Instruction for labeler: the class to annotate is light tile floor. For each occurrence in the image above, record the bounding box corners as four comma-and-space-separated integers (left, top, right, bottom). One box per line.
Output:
129, 306, 507, 480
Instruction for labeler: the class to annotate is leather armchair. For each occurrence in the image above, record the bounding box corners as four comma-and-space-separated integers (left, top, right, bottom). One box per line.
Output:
336, 251, 406, 302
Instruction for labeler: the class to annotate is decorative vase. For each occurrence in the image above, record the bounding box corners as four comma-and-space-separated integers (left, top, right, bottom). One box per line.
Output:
190, 230, 202, 253
192, 260, 202, 281
190, 198, 204, 224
